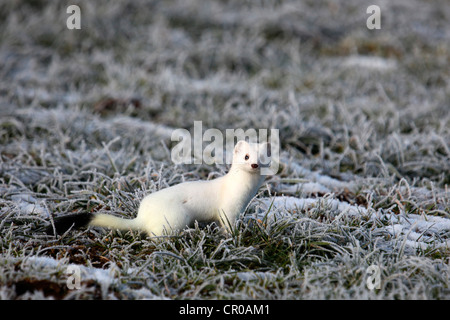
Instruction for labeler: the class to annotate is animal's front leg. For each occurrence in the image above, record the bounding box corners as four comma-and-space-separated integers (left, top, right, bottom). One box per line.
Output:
217, 210, 236, 235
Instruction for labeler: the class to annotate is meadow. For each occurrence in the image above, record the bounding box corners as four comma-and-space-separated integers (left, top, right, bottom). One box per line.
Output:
0, 0, 449, 299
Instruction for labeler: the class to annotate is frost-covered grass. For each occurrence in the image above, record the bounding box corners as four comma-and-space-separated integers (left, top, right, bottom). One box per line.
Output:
0, 0, 449, 299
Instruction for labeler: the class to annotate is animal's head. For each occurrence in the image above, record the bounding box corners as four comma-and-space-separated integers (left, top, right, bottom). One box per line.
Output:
232, 140, 271, 174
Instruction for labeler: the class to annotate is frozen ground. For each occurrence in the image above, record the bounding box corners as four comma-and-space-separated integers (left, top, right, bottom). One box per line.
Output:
0, 0, 449, 299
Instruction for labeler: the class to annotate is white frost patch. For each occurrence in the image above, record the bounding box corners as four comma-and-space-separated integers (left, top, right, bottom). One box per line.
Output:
10, 194, 49, 217
23, 256, 119, 289
159, 68, 249, 97
341, 55, 397, 71
286, 162, 357, 192
254, 196, 369, 219
236, 271, 278, 282
381, 212, 450, 250
254, 196, 450, 250
278, 181, 332, 194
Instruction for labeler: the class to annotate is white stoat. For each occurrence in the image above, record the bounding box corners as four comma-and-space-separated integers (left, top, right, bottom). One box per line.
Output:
49, 140, 270, 237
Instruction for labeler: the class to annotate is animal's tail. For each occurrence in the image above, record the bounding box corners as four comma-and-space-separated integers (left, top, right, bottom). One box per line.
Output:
46, 212, 139, 235
90, 214, 139, 231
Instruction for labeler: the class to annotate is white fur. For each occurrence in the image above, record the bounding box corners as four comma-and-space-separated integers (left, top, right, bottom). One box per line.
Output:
89, 140, 268, 237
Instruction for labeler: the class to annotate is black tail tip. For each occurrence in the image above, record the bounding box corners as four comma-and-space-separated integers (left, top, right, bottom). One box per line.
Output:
46, 212, 93, 235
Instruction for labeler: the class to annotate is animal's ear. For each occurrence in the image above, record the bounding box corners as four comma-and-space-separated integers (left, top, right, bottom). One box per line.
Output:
234, 140, 247, 154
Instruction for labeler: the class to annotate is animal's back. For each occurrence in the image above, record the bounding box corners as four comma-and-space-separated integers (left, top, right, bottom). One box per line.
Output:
136, 178, 223, 235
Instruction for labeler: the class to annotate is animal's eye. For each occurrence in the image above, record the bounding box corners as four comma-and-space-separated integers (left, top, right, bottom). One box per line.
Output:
244, 154, 249, 160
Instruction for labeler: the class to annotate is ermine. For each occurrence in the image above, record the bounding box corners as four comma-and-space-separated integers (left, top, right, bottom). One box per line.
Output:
47, 140, 271, 237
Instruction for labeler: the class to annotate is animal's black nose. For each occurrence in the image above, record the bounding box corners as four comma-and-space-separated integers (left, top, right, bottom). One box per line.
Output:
251, 163, 258, 169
